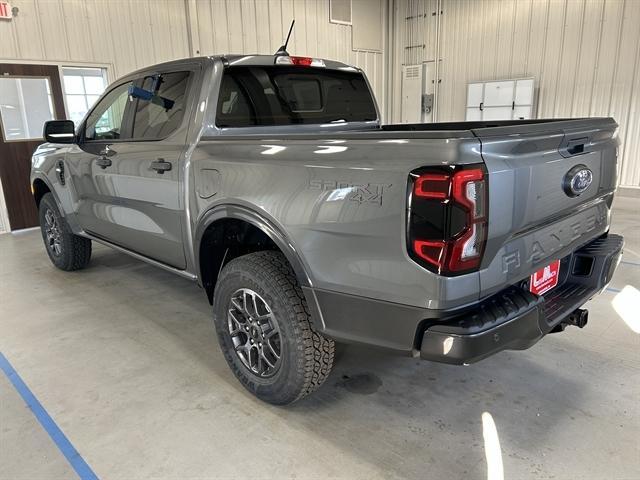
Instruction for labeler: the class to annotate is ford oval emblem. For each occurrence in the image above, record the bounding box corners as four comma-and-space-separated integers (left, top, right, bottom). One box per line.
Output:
563, 164, 593, 197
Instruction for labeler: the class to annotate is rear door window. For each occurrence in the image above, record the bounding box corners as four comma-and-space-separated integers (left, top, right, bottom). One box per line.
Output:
131, 71, 190, 140
216, 66, 377, 127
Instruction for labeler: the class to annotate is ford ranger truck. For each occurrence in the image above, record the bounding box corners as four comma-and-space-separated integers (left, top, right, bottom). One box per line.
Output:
31, 55, 624, 405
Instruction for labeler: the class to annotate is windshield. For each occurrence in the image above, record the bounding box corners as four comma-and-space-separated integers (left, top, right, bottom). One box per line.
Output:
216, 66, 377, 128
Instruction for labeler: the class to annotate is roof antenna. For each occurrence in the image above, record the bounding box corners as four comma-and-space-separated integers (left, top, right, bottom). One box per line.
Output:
275, 19, 295, 56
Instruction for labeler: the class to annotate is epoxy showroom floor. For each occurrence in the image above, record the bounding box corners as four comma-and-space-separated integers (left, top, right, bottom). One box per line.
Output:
1, 196, 638, 480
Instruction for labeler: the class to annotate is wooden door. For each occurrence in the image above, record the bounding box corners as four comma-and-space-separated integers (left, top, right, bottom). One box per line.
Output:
0, 64, 66, 230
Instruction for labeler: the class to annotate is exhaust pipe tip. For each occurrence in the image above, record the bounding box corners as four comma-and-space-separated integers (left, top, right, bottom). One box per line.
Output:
567, 308, 589, 329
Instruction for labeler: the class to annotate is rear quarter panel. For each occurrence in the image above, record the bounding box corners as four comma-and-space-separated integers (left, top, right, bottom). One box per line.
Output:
189, 135, 483, 309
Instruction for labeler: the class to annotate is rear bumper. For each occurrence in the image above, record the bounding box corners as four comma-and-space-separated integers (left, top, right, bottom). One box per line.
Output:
419, 234, 624, 364
308, 233, 623, 361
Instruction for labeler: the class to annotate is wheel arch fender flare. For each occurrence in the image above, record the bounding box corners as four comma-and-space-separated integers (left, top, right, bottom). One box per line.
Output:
31, 174, 66, 215
193, 204, 326, 331
32, 173, 85, 235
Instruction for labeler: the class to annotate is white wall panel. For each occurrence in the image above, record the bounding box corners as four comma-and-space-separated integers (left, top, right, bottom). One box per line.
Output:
391, 0, 640, 187
0, 0, 191, 80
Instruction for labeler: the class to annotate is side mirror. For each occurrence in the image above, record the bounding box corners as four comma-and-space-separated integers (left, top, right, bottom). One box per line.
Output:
43, 120, 76, 144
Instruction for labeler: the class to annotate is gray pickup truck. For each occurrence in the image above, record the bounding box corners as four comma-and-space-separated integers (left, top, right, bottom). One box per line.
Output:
31, 54, 623, 405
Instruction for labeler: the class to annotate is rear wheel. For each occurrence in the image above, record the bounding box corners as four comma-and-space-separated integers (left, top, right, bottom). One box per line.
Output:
213, 251, 335, 405
38, 193, 91, 271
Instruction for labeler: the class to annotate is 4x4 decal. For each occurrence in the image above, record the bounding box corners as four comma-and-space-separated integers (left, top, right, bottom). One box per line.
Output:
309, 180, 392, 206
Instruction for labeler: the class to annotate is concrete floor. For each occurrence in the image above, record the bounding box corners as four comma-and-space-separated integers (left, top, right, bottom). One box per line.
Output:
1, 196, 638, 480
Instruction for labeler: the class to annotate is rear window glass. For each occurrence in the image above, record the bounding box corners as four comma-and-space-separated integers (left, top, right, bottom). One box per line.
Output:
216, 66, 377, 128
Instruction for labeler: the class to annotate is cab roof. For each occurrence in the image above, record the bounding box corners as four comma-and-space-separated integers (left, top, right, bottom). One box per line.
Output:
220, 54, 358, 71
124, 54, 359, 80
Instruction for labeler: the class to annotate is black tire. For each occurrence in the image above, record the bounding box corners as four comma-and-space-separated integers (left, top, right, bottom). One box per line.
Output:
38, 193, 92, 271
213, 251, 335, 405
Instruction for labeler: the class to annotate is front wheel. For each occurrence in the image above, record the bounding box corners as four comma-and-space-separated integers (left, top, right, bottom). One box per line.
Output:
38, 193, 91, 271
213, 251, 335, 405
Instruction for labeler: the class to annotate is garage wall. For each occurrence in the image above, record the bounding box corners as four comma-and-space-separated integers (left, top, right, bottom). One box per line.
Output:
0, 0, 386, 116
0, 0, 191, 80
390, 0, 640, 188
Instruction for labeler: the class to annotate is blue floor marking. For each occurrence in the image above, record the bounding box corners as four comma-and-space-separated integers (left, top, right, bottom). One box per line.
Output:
0, 352, 99, 480
606, 286, 622, 293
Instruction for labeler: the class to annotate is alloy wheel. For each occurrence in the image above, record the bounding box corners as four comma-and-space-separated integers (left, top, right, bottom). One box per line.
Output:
44, 209, 62, 256
227, 288, 282, 378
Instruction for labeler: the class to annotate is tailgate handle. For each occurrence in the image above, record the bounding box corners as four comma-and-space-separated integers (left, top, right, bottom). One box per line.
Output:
566, 137, 588, 155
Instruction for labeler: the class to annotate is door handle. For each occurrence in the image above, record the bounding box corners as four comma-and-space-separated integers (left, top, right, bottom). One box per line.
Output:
96, 157, 112, 169
150, 159, 172, 174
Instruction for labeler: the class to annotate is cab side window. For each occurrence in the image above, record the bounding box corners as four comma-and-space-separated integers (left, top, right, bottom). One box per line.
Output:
131, 71, 190, 140
84, 82, 132, 141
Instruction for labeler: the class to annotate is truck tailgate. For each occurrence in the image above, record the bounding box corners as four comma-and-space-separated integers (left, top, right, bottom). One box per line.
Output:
475, 118, 618, 298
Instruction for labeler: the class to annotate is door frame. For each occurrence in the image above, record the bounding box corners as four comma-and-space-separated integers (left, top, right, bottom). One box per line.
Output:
0, 63, 67, 230
0, 175, 11, 233
3, 58, 114, 79
0, 60, 113, 232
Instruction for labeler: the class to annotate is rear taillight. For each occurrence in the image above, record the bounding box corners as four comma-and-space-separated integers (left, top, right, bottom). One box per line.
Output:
414, 173, 450, 199
408, 165, 488, 275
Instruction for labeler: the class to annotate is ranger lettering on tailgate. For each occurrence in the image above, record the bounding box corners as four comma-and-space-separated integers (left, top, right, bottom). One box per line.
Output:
527, 207, 607, 264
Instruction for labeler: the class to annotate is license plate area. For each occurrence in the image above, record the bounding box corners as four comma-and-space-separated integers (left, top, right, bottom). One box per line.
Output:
530, 260, 561, 296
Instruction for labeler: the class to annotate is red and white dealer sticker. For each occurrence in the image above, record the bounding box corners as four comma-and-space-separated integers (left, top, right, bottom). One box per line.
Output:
530, 260, 561, 295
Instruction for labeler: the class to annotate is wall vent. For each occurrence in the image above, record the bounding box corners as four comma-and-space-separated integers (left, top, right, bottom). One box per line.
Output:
405, 66, 420, 78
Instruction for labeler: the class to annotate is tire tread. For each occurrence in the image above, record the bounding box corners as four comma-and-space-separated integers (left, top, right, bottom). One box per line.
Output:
39, 193, 91, 271
215, 251, 335, 404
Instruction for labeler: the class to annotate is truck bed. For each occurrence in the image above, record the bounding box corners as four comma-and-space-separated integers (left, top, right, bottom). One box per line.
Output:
208, 117, 616, 140
381, 117, 604, 132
